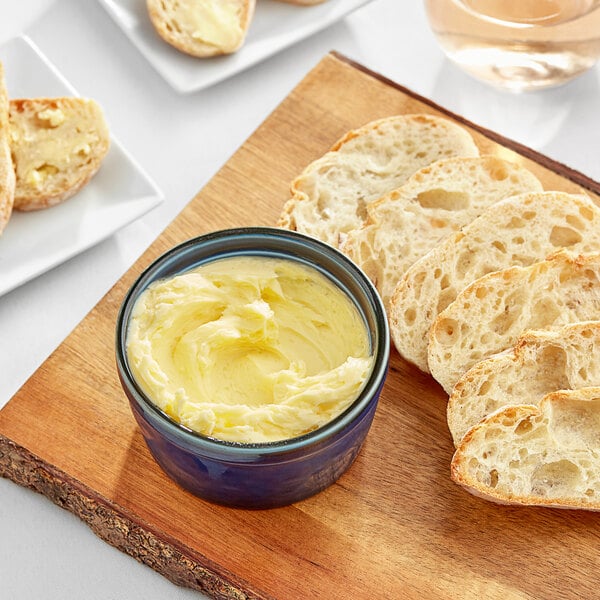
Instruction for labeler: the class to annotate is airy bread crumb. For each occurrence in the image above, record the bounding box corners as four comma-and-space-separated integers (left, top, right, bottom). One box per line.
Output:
391, 191, 600, 372
278, 114, 479, 248
342, 156, 542, 309
448, 321, 600, 446
451, 387, 600, 510
428, 250, 600, 394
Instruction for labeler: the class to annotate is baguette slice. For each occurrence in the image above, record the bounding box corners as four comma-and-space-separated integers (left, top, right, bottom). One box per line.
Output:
10, 97, 110, 211
391, 191, 600, 372
451, 387, 600, 511
278, 114, 479, 248
0, 63, 15, 234
428, 251, 600, 394
342, 157, 542, 308
147, 0, 256, 57
448, 321, 600, 445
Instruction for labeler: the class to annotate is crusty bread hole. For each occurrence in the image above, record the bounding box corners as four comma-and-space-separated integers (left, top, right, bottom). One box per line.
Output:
515, 417, 533, 435
550, 226, 583, 247
435, 318, 460, 345
528, 297, 562, 329
416, 189, 470, 210
487, 162, 508, 181
492, 240, 507, 253
506, 216, 526, 228
404, 307, 416, 325
437, 288, 456, 313
566, 213, 586, 230
531, 460, 583, 496
550, 398, 600, 448
454, 250, 474, 279
579, 204, 595, 221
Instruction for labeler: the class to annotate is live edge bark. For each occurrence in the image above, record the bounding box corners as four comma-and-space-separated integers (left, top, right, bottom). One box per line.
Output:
0, 434, 260, 600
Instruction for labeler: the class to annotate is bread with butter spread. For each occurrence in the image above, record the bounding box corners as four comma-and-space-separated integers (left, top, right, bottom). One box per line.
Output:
0, 63, 15, 234
390, 191, 600, 372
451, 387, 600, 511
9, 97, 110, 211
147, 0, 256, 57
277, 114, 480, 248
342, 156, 542, 308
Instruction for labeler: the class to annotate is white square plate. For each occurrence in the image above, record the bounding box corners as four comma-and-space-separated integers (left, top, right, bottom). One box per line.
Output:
98, 0, 375, 93
0, 35, 164, 297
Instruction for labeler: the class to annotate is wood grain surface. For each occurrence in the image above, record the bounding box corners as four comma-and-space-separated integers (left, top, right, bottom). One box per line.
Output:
2, 53, 600, 600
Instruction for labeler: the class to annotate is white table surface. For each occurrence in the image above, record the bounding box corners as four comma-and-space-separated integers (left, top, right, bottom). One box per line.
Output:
1, 1, 599, 598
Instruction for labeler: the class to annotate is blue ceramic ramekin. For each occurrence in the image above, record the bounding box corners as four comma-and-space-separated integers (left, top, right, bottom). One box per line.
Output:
115, 227, 389, 509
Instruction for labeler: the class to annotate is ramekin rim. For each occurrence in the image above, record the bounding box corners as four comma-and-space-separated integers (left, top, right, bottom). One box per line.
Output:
115, 227, 390, 457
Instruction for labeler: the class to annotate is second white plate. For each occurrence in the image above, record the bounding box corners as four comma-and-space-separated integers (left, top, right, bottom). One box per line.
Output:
0, 36, 164, 297
98, 0, 375, 93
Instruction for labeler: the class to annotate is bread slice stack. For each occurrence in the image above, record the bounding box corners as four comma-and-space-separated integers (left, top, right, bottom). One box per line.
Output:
428, 250, 600, 394
341, 156, 542, 307
278, 113, 600, 510
390, 191, 600, 371
447, 321, 600, 446
278, 114, 480, 248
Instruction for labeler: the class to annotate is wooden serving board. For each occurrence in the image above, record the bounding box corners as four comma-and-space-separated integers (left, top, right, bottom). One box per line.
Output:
2, 53, 600, 600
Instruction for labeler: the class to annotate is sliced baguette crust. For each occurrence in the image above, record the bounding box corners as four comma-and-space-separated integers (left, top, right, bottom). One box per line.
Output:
448, 321, 600, 445
277, 114, 479, 248
428, 251, 600, 394
451, 387, 600, 510
0, 63, 15, 234
342, 157, 542, 308
391, 191, 600, 372
10, 98, 110, 211
147, 0, 256, 57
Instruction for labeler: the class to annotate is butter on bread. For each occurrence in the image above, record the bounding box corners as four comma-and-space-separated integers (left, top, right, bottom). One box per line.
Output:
10, 97, 110, 212
428, 250, 600, 394
342, 156, 541, 308
447, 321, 600, 446
146, 0, 256, 57
451, 387, 600, 511
390, 191, 600, 372
0, 63, 15, 234
277, 114, 479, 248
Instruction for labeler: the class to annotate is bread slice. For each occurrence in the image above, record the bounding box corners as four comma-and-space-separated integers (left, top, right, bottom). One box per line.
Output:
390, 191, 600, 372
428, 251, 600, 394
9, 97, 110, 211
0, 63, 15, 234
277, 114, 479, 248
448, 321, 600, 446
451, 387, 600, 510
147, 0, 256, 57
342, 157, 542, 308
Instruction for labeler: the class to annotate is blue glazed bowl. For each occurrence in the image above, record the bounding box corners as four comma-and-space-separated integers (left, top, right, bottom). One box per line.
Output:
115, 227, 389, 509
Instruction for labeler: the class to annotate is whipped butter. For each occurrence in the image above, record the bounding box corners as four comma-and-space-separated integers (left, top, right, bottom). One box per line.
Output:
181, 0, 244, 52
126, 256, 374, 444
